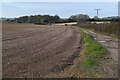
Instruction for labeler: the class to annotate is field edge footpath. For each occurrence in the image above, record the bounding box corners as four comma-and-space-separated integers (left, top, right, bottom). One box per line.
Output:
70, 26, 109, 78
50, 26, 118, 78
79, 27, 118, 78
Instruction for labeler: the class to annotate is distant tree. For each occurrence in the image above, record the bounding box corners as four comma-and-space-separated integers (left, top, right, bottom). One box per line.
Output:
76, 14, 89, 24
16, 16, 29, 23
69, 15, 77, 21
70, 14, 89, 20
69, 14, 89, 24
53, 15, 60, 23
94, 16, 98, 19
6, 19, 10, 22
89, 18, 95, 22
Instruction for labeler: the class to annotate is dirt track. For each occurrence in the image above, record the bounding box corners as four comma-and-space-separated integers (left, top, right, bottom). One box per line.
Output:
83, 29, 118, 78
2, 23, 82, 78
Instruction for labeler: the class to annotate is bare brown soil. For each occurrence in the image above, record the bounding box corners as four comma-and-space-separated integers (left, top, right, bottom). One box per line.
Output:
2, 23, 82, 78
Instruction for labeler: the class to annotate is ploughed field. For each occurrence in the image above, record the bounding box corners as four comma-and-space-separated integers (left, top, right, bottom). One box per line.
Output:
2, 23, 82, 78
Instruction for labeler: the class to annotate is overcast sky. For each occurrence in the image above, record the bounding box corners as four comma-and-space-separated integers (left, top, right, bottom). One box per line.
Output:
1, 0, 119, 2
1, 1, 119, 18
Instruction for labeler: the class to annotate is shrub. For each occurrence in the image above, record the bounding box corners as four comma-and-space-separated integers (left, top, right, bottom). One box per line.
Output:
78, 22, 119, 37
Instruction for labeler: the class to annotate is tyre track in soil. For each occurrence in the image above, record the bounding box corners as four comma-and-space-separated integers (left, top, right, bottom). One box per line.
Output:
3, 26, 64, 50
2, 26, 69, 64
3, 24, 81, 78
3, 26, 67, 66
2, 27, 56, 41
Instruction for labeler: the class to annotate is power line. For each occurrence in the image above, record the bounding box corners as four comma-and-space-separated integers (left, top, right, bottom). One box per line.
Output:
95, 9, 101, 18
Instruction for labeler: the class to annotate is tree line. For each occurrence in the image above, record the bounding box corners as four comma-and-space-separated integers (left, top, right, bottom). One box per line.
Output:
6, 15, 76, 24
4, 14, 119, 24
5, 14, 90, 24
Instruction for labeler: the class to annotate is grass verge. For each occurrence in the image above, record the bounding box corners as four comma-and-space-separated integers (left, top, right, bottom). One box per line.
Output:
72, 26, 108, 77
82, 31, 107, 68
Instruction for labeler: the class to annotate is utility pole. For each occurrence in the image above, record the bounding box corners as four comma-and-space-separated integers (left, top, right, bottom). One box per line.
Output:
95, 9, 101, 18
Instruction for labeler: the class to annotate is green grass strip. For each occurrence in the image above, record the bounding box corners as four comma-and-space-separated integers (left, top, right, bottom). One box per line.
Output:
79, 28, 108, 68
